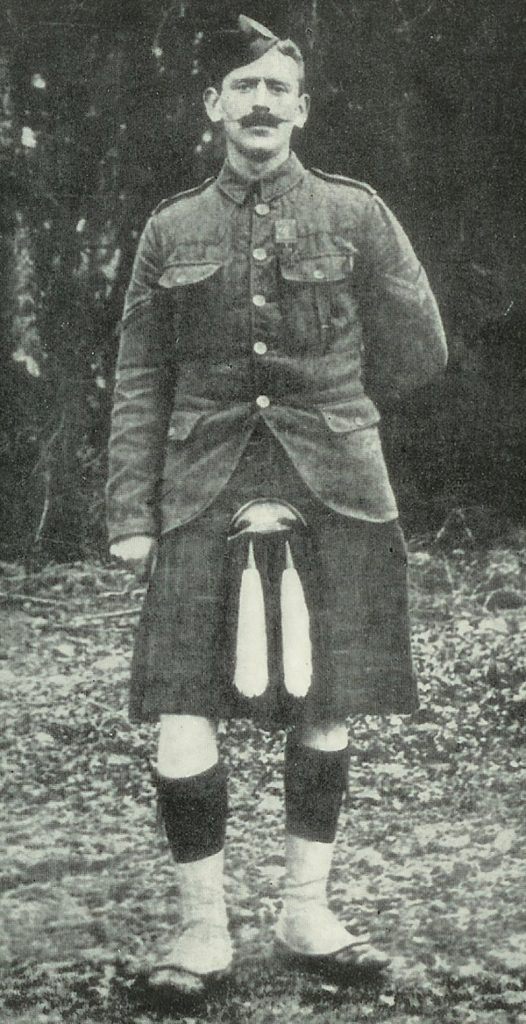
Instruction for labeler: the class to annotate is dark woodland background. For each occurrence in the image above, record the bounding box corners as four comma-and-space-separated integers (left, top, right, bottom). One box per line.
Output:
0, 0, 524, 561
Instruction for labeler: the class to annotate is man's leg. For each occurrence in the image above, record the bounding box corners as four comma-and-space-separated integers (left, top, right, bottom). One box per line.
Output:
277, 720, 390, 970
277, 721, 351, 954
151, 714, 232, 987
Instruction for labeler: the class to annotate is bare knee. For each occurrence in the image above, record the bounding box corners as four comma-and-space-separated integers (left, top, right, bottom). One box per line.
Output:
293, 721, 348, 752
157, 714, 218, 778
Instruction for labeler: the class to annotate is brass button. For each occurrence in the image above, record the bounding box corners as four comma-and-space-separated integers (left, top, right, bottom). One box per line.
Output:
256, 394, 270, 409
254, 202, 270, 216
252, 294, 266, 307
253, 341, 267, 355
253, 248, 267, 262
313, 268, 325, 280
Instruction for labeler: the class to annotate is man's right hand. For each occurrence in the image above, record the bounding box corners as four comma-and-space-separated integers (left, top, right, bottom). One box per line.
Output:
109, 535, 157, 581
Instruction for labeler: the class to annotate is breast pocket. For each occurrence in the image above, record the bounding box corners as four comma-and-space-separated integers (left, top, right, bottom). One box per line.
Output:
157, 261, 224, 354
278, 251, 355, 353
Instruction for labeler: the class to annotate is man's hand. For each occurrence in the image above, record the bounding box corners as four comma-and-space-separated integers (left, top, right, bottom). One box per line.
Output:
110, 535, 157, 582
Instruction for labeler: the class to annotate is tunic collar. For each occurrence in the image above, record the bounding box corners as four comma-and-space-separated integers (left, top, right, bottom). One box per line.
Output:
216, 151, 305, 204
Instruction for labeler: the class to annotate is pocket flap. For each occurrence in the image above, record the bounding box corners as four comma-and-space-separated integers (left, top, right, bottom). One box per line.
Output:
319, 397, 380, 433
158, 263, 222, 288
280, 252, 354, 284
167, 409, 203, 440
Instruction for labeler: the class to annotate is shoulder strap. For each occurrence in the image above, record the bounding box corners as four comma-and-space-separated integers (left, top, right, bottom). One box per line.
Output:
151, 177, 215, 215
310, 167, 377, 195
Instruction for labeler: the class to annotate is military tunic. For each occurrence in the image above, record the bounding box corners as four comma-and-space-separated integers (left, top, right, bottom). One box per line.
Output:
107, 153, 446, 542
106, 153, 447, 725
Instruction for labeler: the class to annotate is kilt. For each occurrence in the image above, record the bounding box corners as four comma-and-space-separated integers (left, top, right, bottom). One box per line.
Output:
129, 426, 417, 727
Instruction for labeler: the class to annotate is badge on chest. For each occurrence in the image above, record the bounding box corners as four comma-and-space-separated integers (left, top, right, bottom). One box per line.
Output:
274, 219, 298, 264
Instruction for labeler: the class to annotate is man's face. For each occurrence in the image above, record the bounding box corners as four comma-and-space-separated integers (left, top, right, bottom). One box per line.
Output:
204, 48, 309, 162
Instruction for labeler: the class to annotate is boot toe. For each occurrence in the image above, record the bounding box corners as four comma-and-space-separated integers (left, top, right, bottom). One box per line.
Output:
148, 962, 231, 996
148, 921, 233, 995
275, 936, 391, 981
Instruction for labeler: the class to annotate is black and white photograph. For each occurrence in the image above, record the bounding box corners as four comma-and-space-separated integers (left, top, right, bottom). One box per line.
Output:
1, 2, 525, 1022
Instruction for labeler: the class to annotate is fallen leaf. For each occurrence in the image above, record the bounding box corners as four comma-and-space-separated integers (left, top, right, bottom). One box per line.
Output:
477, 616, 510, 634
373, 763, 409, 779
106, 754, 131, 766
353, 847, 388, 868
494, 828, 515, 853
490, 948, 526, 972
440, 832, 471, 850
54, 642, 76, 657
502, 991, 526, 1006
355, 787, 382, 803
456, 959, 486, 979
257, 794, 282, 814
91, 654, 128, 672
34, 732, 55, 745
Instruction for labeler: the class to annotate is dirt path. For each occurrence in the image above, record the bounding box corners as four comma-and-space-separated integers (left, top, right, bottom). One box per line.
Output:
1, 550, 525, 1022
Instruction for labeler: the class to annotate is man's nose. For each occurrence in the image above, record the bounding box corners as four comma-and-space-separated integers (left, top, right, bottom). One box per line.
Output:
253, 81, 270, 107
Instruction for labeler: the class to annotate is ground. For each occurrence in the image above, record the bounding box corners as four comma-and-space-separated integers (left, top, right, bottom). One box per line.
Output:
1, 542, 525, 1023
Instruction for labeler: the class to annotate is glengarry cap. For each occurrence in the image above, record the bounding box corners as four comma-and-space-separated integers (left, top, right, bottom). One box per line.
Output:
199, 14, 280, 86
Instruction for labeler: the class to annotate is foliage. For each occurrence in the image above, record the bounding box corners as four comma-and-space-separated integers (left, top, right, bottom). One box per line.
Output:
0, 544, 525, 1021
0, 0, 525, 558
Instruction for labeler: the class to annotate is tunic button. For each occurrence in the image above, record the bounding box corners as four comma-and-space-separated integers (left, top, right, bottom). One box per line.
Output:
253, 341, 267, 355
253, 247, 267, 261
256, 395, 270, 409
252, 294, 266, 307
254, 202, 270, 216
313, 268, 325, 280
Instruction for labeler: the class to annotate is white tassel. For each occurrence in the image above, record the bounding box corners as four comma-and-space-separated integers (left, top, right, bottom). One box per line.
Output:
233, 540, 269, 697
280, 542, 313, 697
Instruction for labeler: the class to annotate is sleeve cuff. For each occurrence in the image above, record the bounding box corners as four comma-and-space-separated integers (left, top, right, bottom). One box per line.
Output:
107, 518, 158, 545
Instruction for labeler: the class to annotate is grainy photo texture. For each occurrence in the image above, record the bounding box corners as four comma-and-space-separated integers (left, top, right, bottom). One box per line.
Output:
1, 3, 525, 1022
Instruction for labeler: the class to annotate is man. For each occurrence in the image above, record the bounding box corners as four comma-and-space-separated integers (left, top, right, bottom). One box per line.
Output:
107, 14, 447, 995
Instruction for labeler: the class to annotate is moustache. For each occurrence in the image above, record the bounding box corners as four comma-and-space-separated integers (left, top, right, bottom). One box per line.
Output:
237, 113, 285, 128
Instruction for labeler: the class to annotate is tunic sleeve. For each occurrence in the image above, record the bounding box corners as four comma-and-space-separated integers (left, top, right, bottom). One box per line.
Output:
359, 194, 448, 403
106, 216, 175, 543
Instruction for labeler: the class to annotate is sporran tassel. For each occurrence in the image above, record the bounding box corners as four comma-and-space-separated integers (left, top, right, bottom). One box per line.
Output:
280, 541, 312, 697
233, 540, 269, 697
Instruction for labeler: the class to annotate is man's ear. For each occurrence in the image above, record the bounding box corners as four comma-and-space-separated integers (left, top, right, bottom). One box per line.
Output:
204, 86, 223, 124
294, 93, 310, 130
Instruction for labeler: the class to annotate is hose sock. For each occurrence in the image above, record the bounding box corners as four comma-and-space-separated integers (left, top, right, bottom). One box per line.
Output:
155, 762, 228, 863
284, 738, 350, 844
